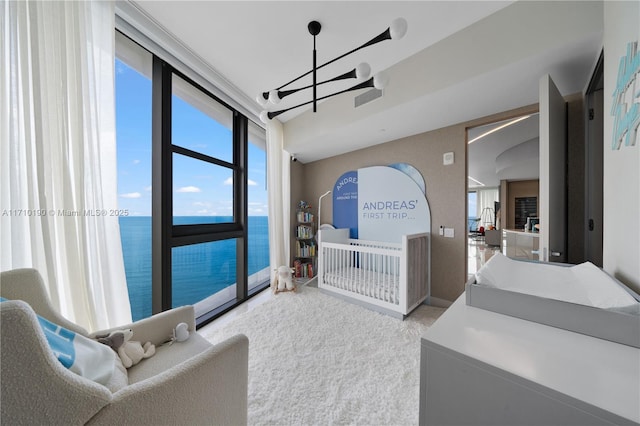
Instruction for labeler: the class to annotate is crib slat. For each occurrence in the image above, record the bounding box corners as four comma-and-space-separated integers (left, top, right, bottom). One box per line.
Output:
381, 254, 385, 302
379, 253, 384, 301
386, 254, 390, 303
363, 250, 367, 297
371, 251, 376, 299
340, 246, 345, 290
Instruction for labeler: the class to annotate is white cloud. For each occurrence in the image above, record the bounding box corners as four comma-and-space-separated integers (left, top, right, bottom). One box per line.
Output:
248, 202, 268, 215
144, 185, 152, 192
120, 192, 141, 199
176, 186, 201, 193
132, 159, 140, 165
224, 177, 257, 186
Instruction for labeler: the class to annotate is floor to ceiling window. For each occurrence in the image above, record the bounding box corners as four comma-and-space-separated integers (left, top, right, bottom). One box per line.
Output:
115, 32, 153, 321
247, 121, 270, 292
115, 31, 269, 325
468, 191, 478, 232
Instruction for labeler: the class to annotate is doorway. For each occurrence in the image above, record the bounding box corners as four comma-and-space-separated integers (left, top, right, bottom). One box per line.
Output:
466, 113, 539, 277
585, 52, 604, 266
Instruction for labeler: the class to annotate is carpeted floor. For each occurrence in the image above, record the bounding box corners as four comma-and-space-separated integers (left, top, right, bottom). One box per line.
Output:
200, 285, 446, 426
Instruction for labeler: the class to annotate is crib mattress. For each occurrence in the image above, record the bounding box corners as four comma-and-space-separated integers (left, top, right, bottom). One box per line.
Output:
323, 266, 400, 305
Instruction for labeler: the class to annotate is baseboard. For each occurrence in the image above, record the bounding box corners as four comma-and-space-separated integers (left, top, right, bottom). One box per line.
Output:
303, 276, 318, 288
295, 276, 318, 287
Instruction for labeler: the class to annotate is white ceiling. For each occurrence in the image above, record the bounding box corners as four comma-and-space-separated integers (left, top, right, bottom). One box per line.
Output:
130, 1, 604, 164
468, 114, 540, 189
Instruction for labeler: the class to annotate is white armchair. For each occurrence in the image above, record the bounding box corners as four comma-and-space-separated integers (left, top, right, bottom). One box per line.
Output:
0, 268, 248, 425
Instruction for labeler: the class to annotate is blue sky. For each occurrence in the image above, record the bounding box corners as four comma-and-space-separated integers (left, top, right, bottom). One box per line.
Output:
468, 191, 477, 218
115, 59, 268, 217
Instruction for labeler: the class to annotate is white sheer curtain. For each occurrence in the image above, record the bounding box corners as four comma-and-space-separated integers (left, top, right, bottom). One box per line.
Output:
477, 188, 500, 227
1, 0, 132, 331
265, 120, 291, 282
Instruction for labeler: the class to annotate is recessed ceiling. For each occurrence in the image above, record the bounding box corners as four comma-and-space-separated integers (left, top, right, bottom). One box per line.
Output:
128, 1, 604, 163
468, 114, 540, 189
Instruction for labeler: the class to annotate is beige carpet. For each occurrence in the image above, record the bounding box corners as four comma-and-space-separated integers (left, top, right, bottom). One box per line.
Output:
200, 285, 445, 426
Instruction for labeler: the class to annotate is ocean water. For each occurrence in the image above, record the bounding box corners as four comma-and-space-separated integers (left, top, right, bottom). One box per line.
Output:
119, 216, 270, 321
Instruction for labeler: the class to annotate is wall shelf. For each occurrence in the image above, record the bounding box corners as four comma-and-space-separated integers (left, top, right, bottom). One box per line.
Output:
294, 201, 316, 280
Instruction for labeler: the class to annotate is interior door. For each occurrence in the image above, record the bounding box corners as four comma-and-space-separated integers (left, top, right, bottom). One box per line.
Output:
539, 74, 567, 263
586, 89, 604, 266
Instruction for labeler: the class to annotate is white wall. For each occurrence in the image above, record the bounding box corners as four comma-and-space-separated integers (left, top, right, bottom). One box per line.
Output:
603, 1, 640, 293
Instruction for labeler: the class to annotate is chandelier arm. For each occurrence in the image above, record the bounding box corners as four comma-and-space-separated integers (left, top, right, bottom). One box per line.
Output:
277, 69, 358, 100
276, 70, 313, 91
270, 27, 391, 92
267, 100, 315, 119
315, 76, 375, 100
328, 68, 359, 82
267, 77, 374, 120
316, 28, 391, 72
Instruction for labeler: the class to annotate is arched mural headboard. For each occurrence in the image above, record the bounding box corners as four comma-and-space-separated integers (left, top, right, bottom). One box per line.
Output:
318, 163, 431, 318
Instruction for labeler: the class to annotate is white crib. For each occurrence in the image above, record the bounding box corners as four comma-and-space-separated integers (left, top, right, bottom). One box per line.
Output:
318, 228, 429, 318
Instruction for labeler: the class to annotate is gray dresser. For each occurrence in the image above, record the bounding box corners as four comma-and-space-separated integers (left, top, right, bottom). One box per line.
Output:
419, 295, 640, 425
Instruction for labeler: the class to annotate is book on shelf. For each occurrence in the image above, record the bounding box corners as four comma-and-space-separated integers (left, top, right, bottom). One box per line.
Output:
296, 225, 314, 239
297, 210, 314, 223
293, 259, 314, 279
295, 240, 316, 257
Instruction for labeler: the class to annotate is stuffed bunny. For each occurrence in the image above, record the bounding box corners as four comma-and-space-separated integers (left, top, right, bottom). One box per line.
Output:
97, 329, 155, 368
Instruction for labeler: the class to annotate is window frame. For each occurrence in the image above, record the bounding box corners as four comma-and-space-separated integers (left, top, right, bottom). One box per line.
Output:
116, 31, 268, 328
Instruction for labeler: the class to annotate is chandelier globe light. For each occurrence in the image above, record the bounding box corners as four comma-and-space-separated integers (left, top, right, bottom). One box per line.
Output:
389, 17, 409, 40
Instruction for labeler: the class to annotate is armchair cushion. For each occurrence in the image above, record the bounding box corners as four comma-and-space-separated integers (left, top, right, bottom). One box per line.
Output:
128, 332, 211, 384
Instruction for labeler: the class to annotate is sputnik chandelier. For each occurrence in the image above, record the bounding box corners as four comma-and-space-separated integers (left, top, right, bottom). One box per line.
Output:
258, 18, 408, 123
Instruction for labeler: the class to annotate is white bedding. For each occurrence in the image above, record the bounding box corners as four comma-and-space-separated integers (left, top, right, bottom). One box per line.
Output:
475, 253, 640, 312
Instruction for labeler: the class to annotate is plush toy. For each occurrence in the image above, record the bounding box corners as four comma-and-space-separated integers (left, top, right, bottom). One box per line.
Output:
272, 265, 296, 293
97, 329, 155, 368
173, 322, 190, 343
